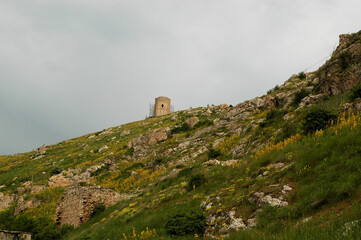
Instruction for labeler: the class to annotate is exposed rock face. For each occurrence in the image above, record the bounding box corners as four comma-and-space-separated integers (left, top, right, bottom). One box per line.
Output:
185, 117, 199, 128
0, 192, 14, 211
55, 186, 125, 228
316, 31, 361, 95
128, 128, 171, 147
35, 144, 47, 155
48, 174, 73, 188
14, 196, 41, 215
223, 96, 277, 121
20, 181, 45, 194
298, 94, 324, 108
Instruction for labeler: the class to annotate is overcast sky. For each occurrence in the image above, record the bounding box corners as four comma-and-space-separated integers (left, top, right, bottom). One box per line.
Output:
1, 0, 360, 155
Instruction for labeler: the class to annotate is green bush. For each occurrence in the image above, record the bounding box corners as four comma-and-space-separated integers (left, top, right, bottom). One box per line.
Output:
50, 167, 62, 176
298, 71, 306, 80
193, 119, 213, 129
291, 89, 310, 107
259, 109, 286, 128
171, 122, 190, 134
91, 203, 106, 217
126, 147, 134, 156
349, 84, 361, 101
301, 109, 337, 134
165, 210, 206, 236
267, 85, 280, 94
207, 148, 222, 159
339, 51, 351, 70
188, 174, 206, 191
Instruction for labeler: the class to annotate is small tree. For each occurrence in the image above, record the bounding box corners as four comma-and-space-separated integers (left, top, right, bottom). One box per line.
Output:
302, 109, 336, 134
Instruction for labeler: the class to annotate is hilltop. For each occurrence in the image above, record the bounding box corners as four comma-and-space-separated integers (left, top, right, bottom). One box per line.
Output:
0, 30, 361, 240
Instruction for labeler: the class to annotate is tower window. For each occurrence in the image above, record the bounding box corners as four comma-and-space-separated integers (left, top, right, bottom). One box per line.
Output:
161, 104, 164, 108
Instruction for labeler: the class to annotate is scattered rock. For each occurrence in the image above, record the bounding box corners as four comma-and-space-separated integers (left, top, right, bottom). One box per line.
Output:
120, 130, 131, 136
185, 117, 199, 128
203, 159, 239, 166
98, 145, 109, 153
34, 144, 46, 155
249, 192, 288, 207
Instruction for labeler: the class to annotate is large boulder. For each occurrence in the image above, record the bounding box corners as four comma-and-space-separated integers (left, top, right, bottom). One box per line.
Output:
55, 186, 126, 228
48, 174, 73, 188
185, 117, 199, 128
128, 128, 171, 147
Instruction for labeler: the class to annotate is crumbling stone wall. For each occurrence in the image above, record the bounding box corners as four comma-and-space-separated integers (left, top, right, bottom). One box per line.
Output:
0, 230, 31, 240
55, 186, 123, 228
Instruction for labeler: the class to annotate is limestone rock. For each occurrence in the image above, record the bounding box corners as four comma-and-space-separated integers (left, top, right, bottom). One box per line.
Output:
185, 117, 199, 128
249, 192, 288, 207
128, 127, 171, 147
98, 145, 109, 153
14, 197, 41, 215
120, 129, 131, 136
35, 144, 47, 155
55, 186, 128, 228
298, 94, 324, 108
48, 174, 73, 188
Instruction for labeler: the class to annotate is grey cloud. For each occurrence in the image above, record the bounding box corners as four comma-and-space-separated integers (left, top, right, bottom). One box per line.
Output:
1, 0, 361, 154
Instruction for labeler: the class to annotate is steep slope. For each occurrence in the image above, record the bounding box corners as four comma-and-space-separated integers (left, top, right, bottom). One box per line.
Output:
0, 30, 361, 240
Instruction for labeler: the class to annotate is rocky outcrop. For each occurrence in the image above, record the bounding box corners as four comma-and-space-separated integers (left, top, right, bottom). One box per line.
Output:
128, 127, 171, 147
48, 174, 73, 188
34, 144, 47, 155
14, 196, 41, 215
298, 94, 324, 108
316, 31, 361, 95
185, 117, 199, 128
55, 186, 128, 228
223, 96, 277, 121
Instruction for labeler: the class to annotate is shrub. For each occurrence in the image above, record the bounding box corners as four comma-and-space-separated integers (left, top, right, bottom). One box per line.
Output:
126, 147, 134, 156
188, 174, 206, 191
349, 84, 361, 101
291, 89, 310, 107
259, 109, 286, 128
50, 167, 62, 176
339, 50, 351, 70
91, 203, 106, 217
193, 119, 213, 129
165, 210, 206, 236
207, 148, 222, 159
301, 109, 337, 134
267, 85, 280, 94
171, 122, 190, 134
298, 71, 306, 80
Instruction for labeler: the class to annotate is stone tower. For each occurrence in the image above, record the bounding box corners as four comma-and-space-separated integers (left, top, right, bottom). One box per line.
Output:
154, 96, 171, 117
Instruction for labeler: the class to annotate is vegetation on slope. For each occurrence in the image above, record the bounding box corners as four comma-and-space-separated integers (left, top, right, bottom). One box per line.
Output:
0, 30, 361, 240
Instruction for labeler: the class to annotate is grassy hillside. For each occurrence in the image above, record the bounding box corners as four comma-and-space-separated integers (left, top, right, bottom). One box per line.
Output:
1, 30, 361, 240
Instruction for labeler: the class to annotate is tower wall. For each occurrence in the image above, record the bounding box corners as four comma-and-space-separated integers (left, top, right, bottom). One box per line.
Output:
154, 97, 171, 117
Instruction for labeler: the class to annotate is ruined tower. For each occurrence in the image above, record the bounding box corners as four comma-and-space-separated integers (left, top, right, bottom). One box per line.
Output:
154, 96, 171, 117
